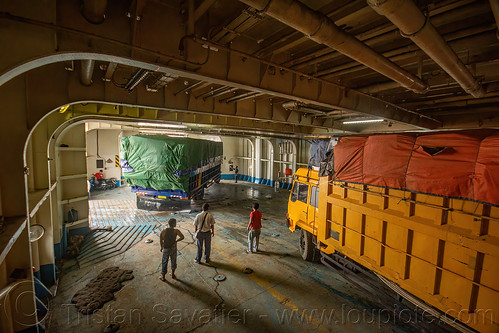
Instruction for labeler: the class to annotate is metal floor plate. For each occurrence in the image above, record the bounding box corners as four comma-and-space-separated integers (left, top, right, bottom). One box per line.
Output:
77, 225, 156, 268
79, 199, 160, 268
89, 199, 159, 227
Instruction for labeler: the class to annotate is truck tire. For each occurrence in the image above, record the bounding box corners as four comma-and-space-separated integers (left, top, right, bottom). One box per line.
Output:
299, 229, 320, 262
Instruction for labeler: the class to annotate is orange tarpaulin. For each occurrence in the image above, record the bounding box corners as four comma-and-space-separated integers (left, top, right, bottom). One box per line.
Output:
333, 136, 367, 183
363, 134, 415, 189
474, 133, 499, 205
333, 131, 499, 206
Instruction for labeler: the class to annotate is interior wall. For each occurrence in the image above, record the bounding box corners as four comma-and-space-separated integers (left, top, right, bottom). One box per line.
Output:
242, 139, 254, 179
220, 136, 311, 187
262, 140, 270, 181
86, 129, 123, 180
221, 136, 238, 178
56, 123, 88, 235
296, 139, 311, 168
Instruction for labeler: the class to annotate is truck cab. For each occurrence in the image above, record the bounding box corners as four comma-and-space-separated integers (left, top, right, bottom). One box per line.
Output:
286, 168, 321, 261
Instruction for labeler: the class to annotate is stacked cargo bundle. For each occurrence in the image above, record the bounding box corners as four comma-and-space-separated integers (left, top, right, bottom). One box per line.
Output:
328, 130, 499, 206
120, 135, 223, 202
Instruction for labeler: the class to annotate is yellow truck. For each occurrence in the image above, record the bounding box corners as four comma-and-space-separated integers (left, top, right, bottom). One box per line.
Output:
286, 133, 498, 333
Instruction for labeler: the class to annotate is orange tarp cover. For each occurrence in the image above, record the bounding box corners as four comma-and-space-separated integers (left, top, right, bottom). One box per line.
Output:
333, 131, 499, 206
474, 133, 499, 205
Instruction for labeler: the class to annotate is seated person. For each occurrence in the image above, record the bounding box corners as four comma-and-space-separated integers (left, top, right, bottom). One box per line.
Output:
94, 170, 104, 185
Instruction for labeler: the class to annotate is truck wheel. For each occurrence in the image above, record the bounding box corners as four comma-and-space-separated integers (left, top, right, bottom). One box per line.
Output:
193, 188, 204, 200
299, 229, 321, 262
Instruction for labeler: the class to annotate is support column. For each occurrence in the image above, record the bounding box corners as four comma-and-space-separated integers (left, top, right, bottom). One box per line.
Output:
255, 138, 262, 184
268, 140, 274, 187
291, 140, 297, 175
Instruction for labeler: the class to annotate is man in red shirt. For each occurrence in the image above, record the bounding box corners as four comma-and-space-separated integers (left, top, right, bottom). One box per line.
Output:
93, 170, 104, 185
94, 170, 104, 180
246, 203, 262, 253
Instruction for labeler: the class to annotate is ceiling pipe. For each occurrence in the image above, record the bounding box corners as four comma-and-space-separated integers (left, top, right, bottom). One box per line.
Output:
315, 110, 359, 119
282, 101, 327, 115
80, 60, 95, 86
238, 0, 428, 93
317, 26, 496, 79
174, 81, 204, 96
287, 1, 492, 69
222, 91, 260, 103
205, 87, 238, 100
490, 0, 499, 39
368, 0, 485, 98
82, 0, 108, 24
102, 62, 117, 82
195, 85, 229, 99
359, 81, 401, 94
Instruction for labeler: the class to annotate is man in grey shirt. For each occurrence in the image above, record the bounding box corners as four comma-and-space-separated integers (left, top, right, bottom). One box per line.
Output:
193, 203, 216, 263
160, 218, 184, 280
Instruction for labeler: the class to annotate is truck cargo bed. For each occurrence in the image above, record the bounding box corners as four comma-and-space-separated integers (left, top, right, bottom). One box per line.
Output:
317, 179, 498, 333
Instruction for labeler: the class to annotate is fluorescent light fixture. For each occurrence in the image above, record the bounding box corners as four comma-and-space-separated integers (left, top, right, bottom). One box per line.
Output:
342, 119, 384, 125
139, 129, 187, 135
198, 135, 222, 142
166, 134, 188, 138
137, 122, 187, 129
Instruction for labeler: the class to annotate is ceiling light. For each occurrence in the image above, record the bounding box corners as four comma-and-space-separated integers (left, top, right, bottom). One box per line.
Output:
124, 69, 150, 92
165, 134, 187, 138
139, 129, 187, 137
145, 73, 178, 92
198, 135, 222, 142
137, 122, 187, 129
342, 119, 384, 124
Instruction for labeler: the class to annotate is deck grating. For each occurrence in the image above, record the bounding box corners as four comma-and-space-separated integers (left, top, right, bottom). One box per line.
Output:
78, 199, 160, 267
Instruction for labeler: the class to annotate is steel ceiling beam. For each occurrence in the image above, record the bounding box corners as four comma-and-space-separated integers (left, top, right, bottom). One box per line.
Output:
368, 0, 485, 97
194, 0, 219, 21
0, 46, 441, 130
489, 0, 499, 39
185, 37, 441, 129
1, 7, 441, 130
284, 0, 487, 70
239, 0, 428, 93
317, 26, 496, 79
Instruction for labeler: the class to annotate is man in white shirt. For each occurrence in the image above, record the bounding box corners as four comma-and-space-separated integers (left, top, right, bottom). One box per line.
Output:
193, 203, 216, 263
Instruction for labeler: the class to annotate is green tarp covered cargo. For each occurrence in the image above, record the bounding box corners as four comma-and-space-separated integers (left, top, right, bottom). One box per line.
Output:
120, 135, 223, 195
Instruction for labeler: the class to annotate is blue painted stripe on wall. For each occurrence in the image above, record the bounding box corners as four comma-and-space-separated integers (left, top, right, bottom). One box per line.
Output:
62, 224, 68, 257
34, 276, 52, 299
39, 264, 56, 287
54, 243, 62, 261
68, 226, 90, 237
221, 174, 284, 189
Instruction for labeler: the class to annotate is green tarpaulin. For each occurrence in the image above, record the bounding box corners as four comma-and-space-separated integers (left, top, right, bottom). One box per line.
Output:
120, 135, 223, 191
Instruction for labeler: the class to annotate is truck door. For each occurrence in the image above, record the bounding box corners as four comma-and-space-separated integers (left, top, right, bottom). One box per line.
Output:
307, 185, 319, 235
289, 181, 309, 227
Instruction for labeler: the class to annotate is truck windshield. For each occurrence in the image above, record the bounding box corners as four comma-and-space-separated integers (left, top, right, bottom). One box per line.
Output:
291, 182, 309, 203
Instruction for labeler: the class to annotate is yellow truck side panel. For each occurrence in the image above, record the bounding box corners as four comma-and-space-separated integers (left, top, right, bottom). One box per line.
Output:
315, 176, 498, 333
